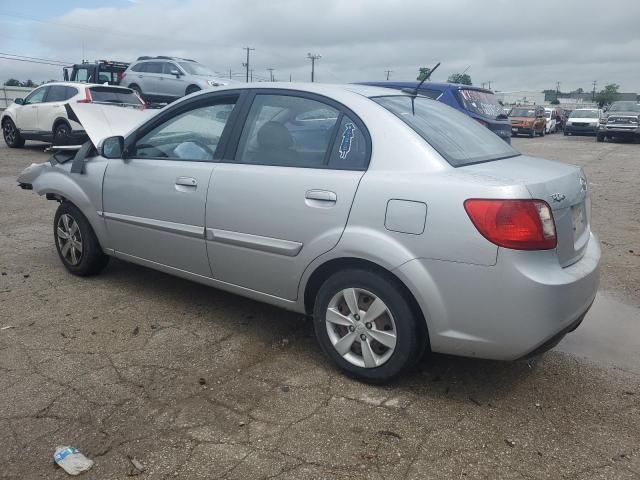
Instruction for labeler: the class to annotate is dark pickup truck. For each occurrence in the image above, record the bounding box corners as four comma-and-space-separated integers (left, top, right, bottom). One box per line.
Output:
597, 101, 640, 142
63, 60, 130, 86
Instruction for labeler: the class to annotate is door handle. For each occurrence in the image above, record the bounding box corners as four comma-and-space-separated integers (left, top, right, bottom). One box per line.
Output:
305, 189, 337, 205
176, 176, 197, 187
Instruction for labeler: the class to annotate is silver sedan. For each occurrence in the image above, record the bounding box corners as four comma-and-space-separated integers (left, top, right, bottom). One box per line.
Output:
17, 83, 600, 382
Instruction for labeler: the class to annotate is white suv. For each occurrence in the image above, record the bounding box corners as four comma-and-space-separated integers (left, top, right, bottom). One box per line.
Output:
1, 82, 143, 147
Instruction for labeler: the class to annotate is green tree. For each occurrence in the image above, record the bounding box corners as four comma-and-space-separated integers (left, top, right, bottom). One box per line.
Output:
23, 80, 35, 88
595, 83, 620, 107
417, 67, 432, 81
550, 98, 560, 105
3, 79, 21, 86
447, 73, 472, 85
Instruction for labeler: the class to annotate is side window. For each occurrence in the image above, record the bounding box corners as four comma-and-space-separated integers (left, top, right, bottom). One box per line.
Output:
132, 98, 237, 160
74, 68, 89, 82
235, 94, 340, 168
131, 63, 146, 73
146, 62, 163, 74
327, 116, 368, 170
45, 86, 67, 102
24, 87, 47, 105
65, 87, 79, 100
163, 63, 178, 74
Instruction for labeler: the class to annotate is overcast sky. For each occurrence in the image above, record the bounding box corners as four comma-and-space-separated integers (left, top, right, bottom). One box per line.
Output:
1, 0, 639, 93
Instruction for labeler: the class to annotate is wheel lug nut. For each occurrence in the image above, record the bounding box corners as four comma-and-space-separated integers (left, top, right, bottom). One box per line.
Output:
360, 334, 366, 341
348, 325, 355, 332
354, 314, 360, 321
365, 322, 372, 329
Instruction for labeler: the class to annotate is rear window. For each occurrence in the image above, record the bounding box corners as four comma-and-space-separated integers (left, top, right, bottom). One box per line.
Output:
510, 108, 536, 118
373, 95, 518, 167
456, 89, 505, 118
89, 87, 143, 106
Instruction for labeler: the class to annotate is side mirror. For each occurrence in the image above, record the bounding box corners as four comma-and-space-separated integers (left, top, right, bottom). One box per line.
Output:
14, 98, 24, 105
170, 69, 181, 78
102, 136, 125, 159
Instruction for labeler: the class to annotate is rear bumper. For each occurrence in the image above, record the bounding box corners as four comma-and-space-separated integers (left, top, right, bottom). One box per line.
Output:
394, 233, 601, 360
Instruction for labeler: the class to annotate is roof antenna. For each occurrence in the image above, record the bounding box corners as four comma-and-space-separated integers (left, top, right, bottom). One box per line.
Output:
413, 62, 440, 96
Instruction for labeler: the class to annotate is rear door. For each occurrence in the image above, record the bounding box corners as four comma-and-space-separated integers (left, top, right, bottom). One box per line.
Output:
205, 90, 370, 300
102, 93, 241, 275
161, 62, 187, 99
141, 62, 164, 96
39, 85, 77, 133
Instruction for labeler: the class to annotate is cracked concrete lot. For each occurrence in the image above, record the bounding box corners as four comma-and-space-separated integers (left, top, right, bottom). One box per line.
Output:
1, 135, 639, 479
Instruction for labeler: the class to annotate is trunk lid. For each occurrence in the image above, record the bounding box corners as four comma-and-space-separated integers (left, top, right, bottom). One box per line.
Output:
463, 155, 590, 267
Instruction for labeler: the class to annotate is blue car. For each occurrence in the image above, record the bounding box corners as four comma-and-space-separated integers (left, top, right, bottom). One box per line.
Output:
359, 81, 512, 143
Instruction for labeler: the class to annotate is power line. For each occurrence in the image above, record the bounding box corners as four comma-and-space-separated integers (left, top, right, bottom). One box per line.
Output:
0, 52, 73, 65
0, 54, 69, 67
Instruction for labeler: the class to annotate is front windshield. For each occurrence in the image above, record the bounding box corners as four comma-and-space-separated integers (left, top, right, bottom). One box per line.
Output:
457, 89, 505, 118
545, 112, 551, 119
609, 102, 640, 113
510, 108, 535, 118
570, 110, 599, 118
373, 95, 519, 167
179, 62, 215, 76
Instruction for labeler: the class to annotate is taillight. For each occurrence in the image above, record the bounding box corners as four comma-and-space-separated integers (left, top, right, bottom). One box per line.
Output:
77, 88, 93, 103
464, 199, 557, 250
119, 72, 126, 82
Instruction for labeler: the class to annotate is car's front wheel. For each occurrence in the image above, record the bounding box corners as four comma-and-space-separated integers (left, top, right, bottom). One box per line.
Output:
54, 202, 109, 276
596, 133, 605, 142
2, 118, 25, 148
313, 268, 425, 383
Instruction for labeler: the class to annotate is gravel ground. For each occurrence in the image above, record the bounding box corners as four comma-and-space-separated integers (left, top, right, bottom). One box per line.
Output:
0, 135, 639, 479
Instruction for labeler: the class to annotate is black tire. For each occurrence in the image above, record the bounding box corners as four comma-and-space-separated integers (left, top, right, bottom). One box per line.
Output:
53, 122, 71, 146
186, 85, 201, 96
54, 202, 109, 276
313, 268, 426, 383
564, 131, 568, 136
541, 127, 545, 137
2, 117, 25, 148
128, 84, 142, 95
528, 129, 535, 138
596, 134, 605, 142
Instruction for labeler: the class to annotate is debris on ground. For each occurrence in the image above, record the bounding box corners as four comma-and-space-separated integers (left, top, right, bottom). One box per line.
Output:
132, 326, 139, 336
198, 377, 206, 385
281, 385, 290, 392
53, 446, 94, 476
469, 396, 482, 406
378, 430, 402, 440
505, 439, 516, 448
1, 325, 15, 331
127, 455, 145, 475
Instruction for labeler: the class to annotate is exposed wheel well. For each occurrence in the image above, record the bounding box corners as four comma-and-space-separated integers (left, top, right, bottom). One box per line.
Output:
303, 257, 428, 343
186, 85, 201, 94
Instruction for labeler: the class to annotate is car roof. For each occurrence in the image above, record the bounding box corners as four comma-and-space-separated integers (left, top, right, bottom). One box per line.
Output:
359, 81, 494, 94
196, 82, 411, 99
35, 81, 131, 89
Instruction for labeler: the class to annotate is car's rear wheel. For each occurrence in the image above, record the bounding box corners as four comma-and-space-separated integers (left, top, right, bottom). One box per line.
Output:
186, 85, 201, 96
53, 123, 71, 146
2, 118, 25, 148
54, 202, 109, 276
541, 126, 545, 136
313, 268, 425, 383
528, 129, 534, 138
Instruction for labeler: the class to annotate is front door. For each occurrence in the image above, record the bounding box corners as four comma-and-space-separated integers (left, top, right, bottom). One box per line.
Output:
206, 92, 370, 300
102, 94, 240, 276
15, 86, 48, 133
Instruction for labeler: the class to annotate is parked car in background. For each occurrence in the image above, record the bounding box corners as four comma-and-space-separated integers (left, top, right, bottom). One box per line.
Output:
63, 59, 130, 85
17, 83, 600, 382
509, 106, 546, 137
122, 56, 234, 103
359, 81, 512, 143
544, 108, 557, 133
1, 82, 144, 147
597, 101, 640, 142
564, 109, 602, 136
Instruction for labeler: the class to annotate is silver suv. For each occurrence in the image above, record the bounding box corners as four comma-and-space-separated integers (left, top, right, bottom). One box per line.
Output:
122, 56, 232, 102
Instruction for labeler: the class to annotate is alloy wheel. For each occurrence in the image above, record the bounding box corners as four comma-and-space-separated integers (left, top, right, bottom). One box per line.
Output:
56, 214, 83, 266
3, 121, 15, 144
325, 288, 397, 368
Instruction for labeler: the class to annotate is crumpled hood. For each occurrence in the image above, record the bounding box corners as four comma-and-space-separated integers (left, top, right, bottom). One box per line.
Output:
67, 103, 157, 147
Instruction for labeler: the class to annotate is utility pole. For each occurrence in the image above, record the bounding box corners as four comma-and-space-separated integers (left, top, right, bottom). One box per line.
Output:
384, 69, 393, 80
267, 68, 275, 82
229, 69, 232, 80
307, 53, 321, 82
250, 69, 254, 82
592, 80, 597, 102
289, 73, 292, 82
242, 47, 255, 83
486, 80, 492, 90
556, 81, 561, 98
